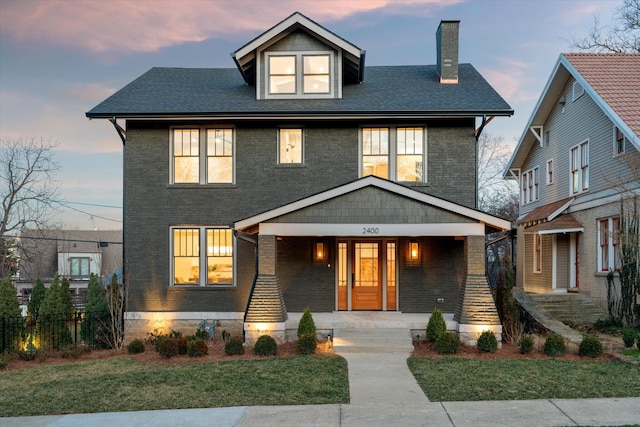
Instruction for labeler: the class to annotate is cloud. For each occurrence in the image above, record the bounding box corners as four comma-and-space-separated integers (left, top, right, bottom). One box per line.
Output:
0, 0, 459, 54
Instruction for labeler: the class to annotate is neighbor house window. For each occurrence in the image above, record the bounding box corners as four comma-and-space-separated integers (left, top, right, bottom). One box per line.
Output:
614, 127, 627, 156
522, 167, 539, 205
572, 81, 584, 101
533, 233, 542, 273
70, 257, 90, 279
598, 217, 620, 272
267, 53, 332, 97
278, 128, 303, 164
547, 159, 554, 185
361, 127, 426, 182
570, 141, 589, 194
172, 227, 234, 286
172, 128, 234, 185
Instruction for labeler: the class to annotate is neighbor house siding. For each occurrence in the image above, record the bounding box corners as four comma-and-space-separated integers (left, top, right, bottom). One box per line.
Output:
522, 233, 553, 293
556, 233, 569, 291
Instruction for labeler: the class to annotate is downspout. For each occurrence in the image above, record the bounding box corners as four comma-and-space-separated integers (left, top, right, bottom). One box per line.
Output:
235, 230, 258, 343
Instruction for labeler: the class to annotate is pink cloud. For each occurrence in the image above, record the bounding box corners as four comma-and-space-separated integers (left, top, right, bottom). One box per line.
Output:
0, 0, 460, 54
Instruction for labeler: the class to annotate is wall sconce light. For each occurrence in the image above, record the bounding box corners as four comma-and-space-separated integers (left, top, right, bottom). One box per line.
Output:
315, 242, 325, 261
410, 240, 419, 260
558, 97, 566, 106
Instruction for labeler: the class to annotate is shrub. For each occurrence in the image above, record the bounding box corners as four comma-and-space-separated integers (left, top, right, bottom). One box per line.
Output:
176, 336, 188, 355
543, 333, 566, 357
518, 334, 535, 354
193, 329, 210, 341
127, 338, 146, 354
224, 337, 245, 355
254, 334, 277, 356
0, 276, 23, 352
435, 331, 459, 354
578, 334, 603, 358
61, 344, 90, 359
156, 336, 180, 358
187, 339, 208, 357
637, 332, 640, 350
297, 308, 316, 338
81, 274, 111, 349
426, 308, 447, 342
477, 330, 498, 353
27, 279, 46, 322
622, 328, 636, 348
37, 275, 73, 350
297, 333, 317, 355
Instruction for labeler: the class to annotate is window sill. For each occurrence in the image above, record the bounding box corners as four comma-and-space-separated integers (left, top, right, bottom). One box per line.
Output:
170, 285, 237, 290
277, 164, 306, 168
403, 182, 430, 188
167, 184, 237, 189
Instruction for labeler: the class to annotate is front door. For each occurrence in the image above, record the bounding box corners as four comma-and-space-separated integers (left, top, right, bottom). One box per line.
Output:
353, 241, 381, 310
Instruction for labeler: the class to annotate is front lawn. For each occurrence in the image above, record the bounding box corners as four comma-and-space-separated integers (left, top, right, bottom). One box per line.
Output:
0, 355, 349, 417
408, 357, 640, 402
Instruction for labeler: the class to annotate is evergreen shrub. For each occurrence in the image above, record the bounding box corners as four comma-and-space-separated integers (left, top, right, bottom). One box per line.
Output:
254, 335, 277, 356
81, 274, 111, 348
477, 330, 498, 353
518, 334, 535, 354
37, 274, 73, 350
426, 308, 446, 342
224, 337, 245, 355
156, 336, 179, 358
435, 331, 459, 354
187, 339, 208, 357
543, 333, 566, 357
0, 276, 23, 351
578, 334, 603, 358
296, 308, 317, 354
622, 328, 636, 348
127, 338, 145, 354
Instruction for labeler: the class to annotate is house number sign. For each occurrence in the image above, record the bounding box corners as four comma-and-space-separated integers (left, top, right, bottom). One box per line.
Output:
362, 227, 380, 235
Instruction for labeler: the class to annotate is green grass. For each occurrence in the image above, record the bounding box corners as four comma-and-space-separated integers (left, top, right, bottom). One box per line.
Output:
408, 357, 640, 402
622, 348, 640, 362
0, 356, 349, 417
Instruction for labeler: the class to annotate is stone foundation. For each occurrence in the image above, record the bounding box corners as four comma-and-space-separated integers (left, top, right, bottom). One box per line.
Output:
244, 321, 286, 345
457, 323, 503, 347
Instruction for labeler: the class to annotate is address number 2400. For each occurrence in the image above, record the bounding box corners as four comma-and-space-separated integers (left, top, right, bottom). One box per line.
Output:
362, 227, 380, 235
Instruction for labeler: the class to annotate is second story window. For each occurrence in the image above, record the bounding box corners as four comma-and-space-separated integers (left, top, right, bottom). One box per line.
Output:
278, 129, 303, 164
522, 167, 539, 205
267, 53, 332, 98
614, 126, 627, 156
546, 159, 554, 185
172, 128, 234, 185
361, 127, 426, 183
570, 141, 589, 195
70, 257, 90, 279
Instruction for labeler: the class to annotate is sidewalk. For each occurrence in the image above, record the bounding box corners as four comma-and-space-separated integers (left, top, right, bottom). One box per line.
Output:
3, 398, 640, 427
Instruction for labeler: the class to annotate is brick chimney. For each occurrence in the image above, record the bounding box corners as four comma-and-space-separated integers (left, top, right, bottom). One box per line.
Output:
436, 20, 460, 84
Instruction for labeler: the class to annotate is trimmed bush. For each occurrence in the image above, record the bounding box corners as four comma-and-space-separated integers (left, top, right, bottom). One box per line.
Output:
622, 328, 636, 348
27, 279, 46, 322
426, 308, 446, 342
435, 331, 459, 354
176, 336, 188, 355
37, 275, 73, 350
0, 276, 23, 352
224, 337, 245, 355
127, 338, 145, 354
297, 308, 316, 338
297, 333, 317, 355
477, 330, 498, 353
187, 339, 208, 357
543, 333, 566, 357
578, 334, 603, 358
518, 334, 535, 354
254, 334, 277, 356
81, 273, 111, 349
156, 336, 179, 358
193, 329, 210, 341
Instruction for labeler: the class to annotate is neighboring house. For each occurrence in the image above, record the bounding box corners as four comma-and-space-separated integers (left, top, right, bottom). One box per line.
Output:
86, 13, 513, 344
16, 228, 123, 307
505, 53, 640, 311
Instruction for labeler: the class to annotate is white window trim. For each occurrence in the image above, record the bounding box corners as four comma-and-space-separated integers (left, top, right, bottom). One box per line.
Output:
170, 226, 236, 287
533, 233, 542, 273
569, 140, 589, 196
358, 126, 428, 183
170, 126, 236, 185
597, 217, 620, 272
521, 166, 539, 205
264, 51, 335, 99
546, 159, 554, 185
613, 126, 627, 157
277, 127, 304, 165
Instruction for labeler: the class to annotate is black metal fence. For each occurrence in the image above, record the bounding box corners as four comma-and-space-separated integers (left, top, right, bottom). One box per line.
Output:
1, 312, 89, 353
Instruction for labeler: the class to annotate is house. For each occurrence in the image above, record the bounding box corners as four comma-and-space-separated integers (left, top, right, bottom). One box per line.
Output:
86, 13, 513, 344
16, 228, 123, 307
505, 53, 640, 313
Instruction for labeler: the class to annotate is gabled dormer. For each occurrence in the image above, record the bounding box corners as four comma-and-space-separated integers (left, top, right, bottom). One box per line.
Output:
232, 12, 365, 100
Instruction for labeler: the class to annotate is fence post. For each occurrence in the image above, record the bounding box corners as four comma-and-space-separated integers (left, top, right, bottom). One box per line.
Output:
74, 311, 78, 344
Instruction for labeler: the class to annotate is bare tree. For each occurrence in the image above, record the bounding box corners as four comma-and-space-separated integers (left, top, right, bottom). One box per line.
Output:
568, 0, 640, 53
0, 137, 61, 279
477, 132, 519, 218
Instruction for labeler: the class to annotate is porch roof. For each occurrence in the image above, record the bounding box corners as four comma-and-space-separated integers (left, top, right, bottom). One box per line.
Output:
234, 176, 511, 234
523, 214, 584, 235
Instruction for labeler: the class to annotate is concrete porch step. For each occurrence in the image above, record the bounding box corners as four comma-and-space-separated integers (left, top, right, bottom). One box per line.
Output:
528, 293, 604, 325
333, 328, 414, 353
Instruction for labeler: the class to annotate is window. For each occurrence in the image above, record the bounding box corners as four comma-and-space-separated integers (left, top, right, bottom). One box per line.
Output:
599, 217, 620, 272
570, 141, 589, 194
614, 126, 627, 156
521, 167, 539, 205
546, 159, 554, 185
267, 53, 331, 97
543, 130, 550, 147
361, 127, 426, 182
278, 129, 303, 164
172, 227, 234, 286
172, 128, 234, 184
70, 257, 90, 279
572, 81, 584, 101
533, 234, 542, 273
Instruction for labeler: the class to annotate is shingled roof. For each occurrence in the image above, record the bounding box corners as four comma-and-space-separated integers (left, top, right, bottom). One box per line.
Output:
86, 64, 512, 119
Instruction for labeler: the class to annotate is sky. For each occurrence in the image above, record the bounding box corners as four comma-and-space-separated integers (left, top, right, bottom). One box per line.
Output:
0, 0, 619, 231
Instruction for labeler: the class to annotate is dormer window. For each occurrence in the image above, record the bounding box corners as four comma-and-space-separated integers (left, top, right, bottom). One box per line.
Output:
266, 52, 332, 98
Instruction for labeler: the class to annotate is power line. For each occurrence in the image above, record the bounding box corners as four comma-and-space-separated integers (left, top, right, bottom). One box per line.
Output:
2, 235, 122, 245
53, 201, 122, 223
52, 200, 122, 209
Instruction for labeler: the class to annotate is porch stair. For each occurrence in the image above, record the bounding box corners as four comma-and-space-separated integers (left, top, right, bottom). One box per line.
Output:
527, 293, 604, 325
332, 328, 414, 353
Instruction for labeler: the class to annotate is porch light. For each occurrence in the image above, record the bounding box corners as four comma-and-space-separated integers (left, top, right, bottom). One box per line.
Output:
410, 240, 419, 260
315, 242, 325, 260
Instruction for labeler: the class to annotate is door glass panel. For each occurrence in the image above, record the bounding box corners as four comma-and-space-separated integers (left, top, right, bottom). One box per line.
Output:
355, 242, 378, 287
338, 242, 347, 310
386, 242, 396, 310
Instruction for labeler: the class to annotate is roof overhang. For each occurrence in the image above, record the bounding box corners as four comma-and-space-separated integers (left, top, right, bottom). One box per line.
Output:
523, 214, 584, 235
234, 176, 512, 233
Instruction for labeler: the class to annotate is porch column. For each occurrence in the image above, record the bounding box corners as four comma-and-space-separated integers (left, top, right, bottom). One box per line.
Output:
455, 235, 502, 345
244, 234, 288, 344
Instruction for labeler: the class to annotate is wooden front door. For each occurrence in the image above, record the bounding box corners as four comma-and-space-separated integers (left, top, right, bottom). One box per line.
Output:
352, 241, 382, 310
